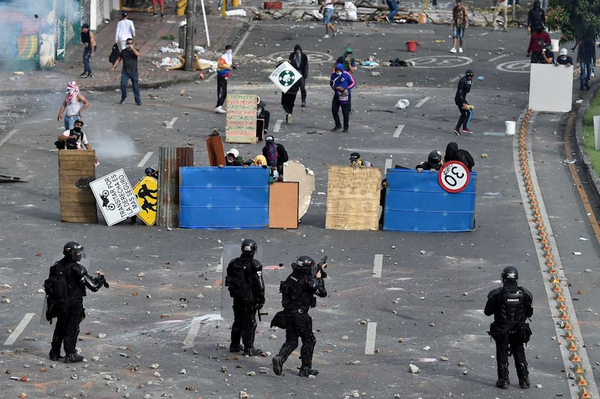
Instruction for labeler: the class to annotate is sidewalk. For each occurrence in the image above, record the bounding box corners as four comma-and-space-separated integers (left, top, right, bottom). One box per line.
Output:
0, 3, 249, 95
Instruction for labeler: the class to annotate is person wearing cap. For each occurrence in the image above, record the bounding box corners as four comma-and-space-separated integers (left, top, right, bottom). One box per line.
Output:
262, 135, 289, 176
453, 69, 474, 136
555, 48, 573, 67
526, 25, 550, 63
80, 24, 96, 78
450, 0, 469, 54
115, 12, 135, 51
57, 81, 90, 130
349, 152, 371, 168
56, 119, 97, 164
330, 63, 356, 133
256, 97, 270, 141
225, 149, 245, 166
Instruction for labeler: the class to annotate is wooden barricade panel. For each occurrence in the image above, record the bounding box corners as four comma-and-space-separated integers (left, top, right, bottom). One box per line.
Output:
325, 166, 381, 231
269, 182, 299, 229
206, 134, 226, 166
58, 150, 97, 223
283, 160, 315, 220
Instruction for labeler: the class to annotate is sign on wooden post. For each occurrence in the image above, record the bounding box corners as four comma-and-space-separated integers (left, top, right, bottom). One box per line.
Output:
226, 94, 257, 144
58, 150, 98, 223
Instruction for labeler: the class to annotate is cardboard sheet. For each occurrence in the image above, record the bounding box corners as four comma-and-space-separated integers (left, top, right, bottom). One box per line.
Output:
269, 182, 299, 229
283, 160, 315, 220
226, 94, 257, 144
325, 166, 381, 231
529, 64, 573, 112
58, 150, 98, 223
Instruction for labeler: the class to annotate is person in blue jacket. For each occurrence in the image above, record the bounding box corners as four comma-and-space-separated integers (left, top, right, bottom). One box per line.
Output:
330, 63, 356, 132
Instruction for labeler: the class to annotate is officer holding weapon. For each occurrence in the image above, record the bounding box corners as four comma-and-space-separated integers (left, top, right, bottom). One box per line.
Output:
272, 256, 327, 377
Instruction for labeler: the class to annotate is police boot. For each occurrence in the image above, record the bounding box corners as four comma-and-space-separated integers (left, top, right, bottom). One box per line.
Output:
272, 355, 284, 376
299, 366, 319, 377
516, 362, 530, 389
65, 353, 84, 363
495, 363, 509, 389
242, 330, 263, 356
229, 328, 242, 352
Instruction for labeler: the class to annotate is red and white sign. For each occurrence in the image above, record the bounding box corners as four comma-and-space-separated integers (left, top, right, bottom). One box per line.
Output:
438, 161, 470, 193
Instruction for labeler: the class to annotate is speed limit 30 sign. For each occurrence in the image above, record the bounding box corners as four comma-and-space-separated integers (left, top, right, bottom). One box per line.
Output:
438, 161, 470, 193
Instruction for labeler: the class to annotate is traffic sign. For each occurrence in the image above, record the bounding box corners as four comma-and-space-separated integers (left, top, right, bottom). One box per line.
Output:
133, 176, 158, 226
90, 169, 141, 226
438, 161, 470, 193
269, 61, 302, 93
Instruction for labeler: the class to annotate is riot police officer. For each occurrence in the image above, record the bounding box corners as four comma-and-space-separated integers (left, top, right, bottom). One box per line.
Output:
484, 266, 533, 389
45, 242, 108, 363
225, 238, 265, 356
272, 255, 327, 377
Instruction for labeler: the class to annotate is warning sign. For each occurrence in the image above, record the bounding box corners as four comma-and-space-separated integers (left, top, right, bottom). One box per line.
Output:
269, 62, 302, 94
133, 176, 158, 226
90, 169, 141, 226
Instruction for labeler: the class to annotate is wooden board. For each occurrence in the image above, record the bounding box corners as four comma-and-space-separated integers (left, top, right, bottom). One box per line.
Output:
325, 166, 381, 231
269, 182, 299, 229
206, 134, 226, 166
283, 160, 315, 220
58, 150, 98, 223
225, 94, 257, 144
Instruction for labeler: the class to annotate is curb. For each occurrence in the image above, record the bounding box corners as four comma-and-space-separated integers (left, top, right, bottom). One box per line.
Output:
573, 83, 600, 206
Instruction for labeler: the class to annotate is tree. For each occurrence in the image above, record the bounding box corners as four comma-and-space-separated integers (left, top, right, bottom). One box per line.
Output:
546, 0, 600, 42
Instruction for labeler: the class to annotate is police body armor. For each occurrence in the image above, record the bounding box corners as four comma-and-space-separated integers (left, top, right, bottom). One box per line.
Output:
280, 271, 316, 312
500, 288, 526, 328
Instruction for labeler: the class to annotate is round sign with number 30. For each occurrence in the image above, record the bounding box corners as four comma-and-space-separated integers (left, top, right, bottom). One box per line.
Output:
438, 161, 470, 193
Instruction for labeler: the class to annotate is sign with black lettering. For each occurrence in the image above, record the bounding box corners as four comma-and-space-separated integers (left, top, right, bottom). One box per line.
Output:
90, 169, 141, 226
438, 161, 470, 193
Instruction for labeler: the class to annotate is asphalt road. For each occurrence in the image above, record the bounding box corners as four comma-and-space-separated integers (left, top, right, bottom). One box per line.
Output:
0, 20, 598, 399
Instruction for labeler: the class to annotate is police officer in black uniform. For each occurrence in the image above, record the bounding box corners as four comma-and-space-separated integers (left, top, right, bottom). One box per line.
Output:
46, 242, 108, 363
225, 238, 265, 356
272, 255, 327, 377
484, 266, 533, 389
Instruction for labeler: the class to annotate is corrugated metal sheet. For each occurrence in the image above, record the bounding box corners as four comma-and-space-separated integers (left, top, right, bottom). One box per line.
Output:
157, 147, 194, 227
96, 0, 105, 26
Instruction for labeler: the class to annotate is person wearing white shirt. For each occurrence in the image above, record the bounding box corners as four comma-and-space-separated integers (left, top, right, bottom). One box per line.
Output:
115, 12, 136, 50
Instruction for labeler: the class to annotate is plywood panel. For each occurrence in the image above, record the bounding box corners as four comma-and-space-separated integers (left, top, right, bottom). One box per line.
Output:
58, 150, 98, 224
529, 64, 573, 112
283, 160, 315, 220
269, 182, 299, 229
206, 134, 226, 166
325, 166, 381, 231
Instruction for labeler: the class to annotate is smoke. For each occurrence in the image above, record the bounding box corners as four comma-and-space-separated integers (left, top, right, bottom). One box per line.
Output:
92, 128, 139, 159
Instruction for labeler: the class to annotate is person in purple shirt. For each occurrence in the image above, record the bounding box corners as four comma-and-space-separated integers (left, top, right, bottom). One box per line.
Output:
330, 63, 356, 132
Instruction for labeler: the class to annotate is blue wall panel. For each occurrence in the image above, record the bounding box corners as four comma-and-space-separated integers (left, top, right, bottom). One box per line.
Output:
179, 167, 270, 229
383, 169, 476, 232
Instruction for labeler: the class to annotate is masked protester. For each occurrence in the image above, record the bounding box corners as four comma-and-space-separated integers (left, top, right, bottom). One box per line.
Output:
527, 25, 551, 63
44, 242, 108, 363
330, 63, 356, 132
485, 266, 533, 389
215, 44, 237, 114
225, 148, 245, 166
349, 152, 372, 168
526, 0, 545, 33
444, 142, 475, 171
57, 81, 90, 130
415, 150, 442, 171
262, 135, 289, 176
454, 69, 474, 135
272, 256, 327, 377
225, 239, 265, 356
256, 97, 270, 141
556, 48, 573, 67
289, 44, 309, 107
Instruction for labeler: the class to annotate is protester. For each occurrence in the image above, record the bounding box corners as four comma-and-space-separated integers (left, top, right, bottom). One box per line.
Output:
415, 150, 442, 171
541, 45, 554, 64
225, 148, 245, 166
281, 65, 301, 125
336, 47, 356, 75
453, 69, 474, 136
444, 142, 475, 171
491, 0, 507, 32
349, 152, 372, 168
526, 0, 545, 33
56, 119, 93, 151
555, 48, 573, 67
526, 26, 550, 63
80, 24, 96, 78
289, 44, 309, 107
152, 0, 164, 18
110, 38, 142, 106
57, 81, 90, 130
216, 45, 236, 114
115, 12, 135, 51
330, 63, 356, 132
577, 37, 596, 91
262, 135, 289, 176
385, 0, 398, 23
320, 0, 337, 39
450, 0, 469, 54
256, 97, 270, 141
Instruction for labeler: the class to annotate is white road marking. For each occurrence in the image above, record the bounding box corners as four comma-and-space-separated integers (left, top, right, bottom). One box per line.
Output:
0, 129, 18, 148
415, 97, 431, 108
384, 158, 393, 172
137, 152, 154, 168
215, 254, 223, 273
393, 125, 405, 138
450, 75, 461, 83
480, 31, 490, 36
489, 54, 509, 62
165, 117, 178, 129
365, 322, 377, 355
182, 313, 223, 349
373, 254, 383, 278
274, 120, 283, 133
4, 313, 35, 345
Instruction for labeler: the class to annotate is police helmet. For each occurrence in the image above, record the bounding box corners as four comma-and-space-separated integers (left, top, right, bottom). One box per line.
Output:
349, 152, 361, 161
501, 266, 519, 282
428, 150, 442, 166
64, 241, 84, 261
241, 238, 257, 256
465, 69, 474, 78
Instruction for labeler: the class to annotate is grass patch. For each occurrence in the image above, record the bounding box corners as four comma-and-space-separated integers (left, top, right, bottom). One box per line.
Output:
582, 91, 600, 176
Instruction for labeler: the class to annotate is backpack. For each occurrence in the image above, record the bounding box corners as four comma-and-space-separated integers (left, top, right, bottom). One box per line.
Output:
265, 143, 279, 167
43, 262, 70, 320
226, 259, 256, 300
54, 130, 84, 150
109, 43, 120, 64
457, 148, 475, 171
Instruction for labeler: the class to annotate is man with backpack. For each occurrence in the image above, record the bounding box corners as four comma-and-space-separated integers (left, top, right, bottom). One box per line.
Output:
45, 242, 108, 363
225, 239, 265, 356
262, 135, 289, 177
444, 142, 475, 171
55, 119, 98, 164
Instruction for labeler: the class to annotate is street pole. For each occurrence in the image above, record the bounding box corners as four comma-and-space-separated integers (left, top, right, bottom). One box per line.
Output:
185, 0, 197, 71
200, 0, 211, 47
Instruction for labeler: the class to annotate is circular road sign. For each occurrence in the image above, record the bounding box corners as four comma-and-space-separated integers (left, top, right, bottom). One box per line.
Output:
409, 55, 473, 69
438, 161, 471, 193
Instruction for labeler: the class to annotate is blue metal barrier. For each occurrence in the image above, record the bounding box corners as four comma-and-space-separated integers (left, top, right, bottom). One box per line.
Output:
383, 168, 476, 232
179, 167, 270, 229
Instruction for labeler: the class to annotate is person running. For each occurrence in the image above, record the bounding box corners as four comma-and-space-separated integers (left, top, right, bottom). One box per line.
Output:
321, 0, 337, 39
450, 0, 469, 54
453, 69, 474, 136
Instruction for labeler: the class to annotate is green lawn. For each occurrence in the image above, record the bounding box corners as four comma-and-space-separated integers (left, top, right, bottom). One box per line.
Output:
582, 91, 600, 176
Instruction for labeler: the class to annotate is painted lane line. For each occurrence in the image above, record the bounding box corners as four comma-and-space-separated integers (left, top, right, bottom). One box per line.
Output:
137, 152, 154, 168
415, 97, 431, 108
480, 31, 490, 36
165, 117, 178, 129
373, 254, 383, 278
4, 313, 35, 345
393, 125, 405, 138
207, 25, 255, 82
274, 120, 283, 133
0, 129, 18, 148
215, 254, 223, 273
182, 313, 223, 348
384, 158, 393, 172
365, 322, 377, 355
489, 54, 509, 62
449, 75, 461, 83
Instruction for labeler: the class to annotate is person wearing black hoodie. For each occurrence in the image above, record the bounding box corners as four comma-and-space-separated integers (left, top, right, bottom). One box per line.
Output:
444, 142, 475, 171
527, 1, 545, 33
453, 69, 474, 136
289, 44, 309, 107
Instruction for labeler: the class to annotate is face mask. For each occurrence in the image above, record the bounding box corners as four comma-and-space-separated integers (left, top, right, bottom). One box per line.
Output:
336, 71, 342, 76
226, 49, 232, 55
74, 127, 82, 132
295, 50, 301, 56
